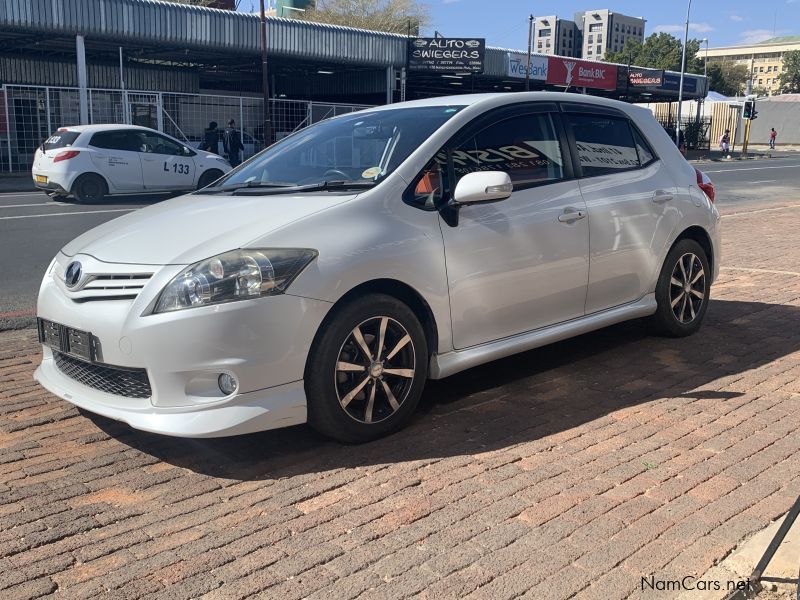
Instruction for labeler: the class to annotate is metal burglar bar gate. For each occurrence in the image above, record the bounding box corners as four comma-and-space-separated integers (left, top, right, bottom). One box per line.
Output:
1, 84, 372, 173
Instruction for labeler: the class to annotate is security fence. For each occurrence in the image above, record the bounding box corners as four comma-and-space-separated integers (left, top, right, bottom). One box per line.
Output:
1, 84, 372, 172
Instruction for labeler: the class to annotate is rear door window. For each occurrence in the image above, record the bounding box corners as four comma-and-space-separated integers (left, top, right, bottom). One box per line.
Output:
90, 131, 140, 152
567, 114, 641, 177
43, 131, 80, 151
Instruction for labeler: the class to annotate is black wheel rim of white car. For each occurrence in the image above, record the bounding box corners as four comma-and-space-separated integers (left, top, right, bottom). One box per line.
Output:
334, 316, 416, 425
669, 252, 706, 324
79, 178, 102, 200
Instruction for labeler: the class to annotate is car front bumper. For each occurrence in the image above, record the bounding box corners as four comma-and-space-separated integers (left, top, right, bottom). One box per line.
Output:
34, 257, 333, 437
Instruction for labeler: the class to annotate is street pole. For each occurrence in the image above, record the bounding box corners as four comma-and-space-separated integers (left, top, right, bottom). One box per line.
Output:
675, 0, 692, 151
259, 0, 272, 147
525, 14, 533, 91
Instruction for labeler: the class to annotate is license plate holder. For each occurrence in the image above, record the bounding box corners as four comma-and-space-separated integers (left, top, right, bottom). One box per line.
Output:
37, 318, 95, 362
34, 174, 48, 184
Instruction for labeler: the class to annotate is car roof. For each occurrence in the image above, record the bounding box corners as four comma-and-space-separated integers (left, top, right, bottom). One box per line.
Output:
363, 92, 633, 113
55, 124, 159, 134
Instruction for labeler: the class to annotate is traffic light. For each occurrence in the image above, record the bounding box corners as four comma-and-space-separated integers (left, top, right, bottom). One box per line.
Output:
751, 103, 758, 120
743, 99, 753, 119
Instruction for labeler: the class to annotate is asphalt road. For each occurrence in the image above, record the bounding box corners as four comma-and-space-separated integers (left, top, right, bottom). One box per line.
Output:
2, 157, 800, 329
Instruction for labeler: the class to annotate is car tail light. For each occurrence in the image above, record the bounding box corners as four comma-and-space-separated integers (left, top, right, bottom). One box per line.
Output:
695, 168, 715, 203
54, 150, 80, 163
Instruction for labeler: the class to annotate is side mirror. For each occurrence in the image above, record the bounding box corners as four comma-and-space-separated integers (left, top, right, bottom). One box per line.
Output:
453, 171, 513, 205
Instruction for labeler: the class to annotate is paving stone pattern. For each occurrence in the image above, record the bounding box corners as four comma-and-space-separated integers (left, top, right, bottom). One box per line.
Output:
1, 202, 800, 599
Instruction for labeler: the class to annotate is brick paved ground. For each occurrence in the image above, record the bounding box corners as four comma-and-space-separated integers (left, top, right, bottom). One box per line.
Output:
2, 201, 800, 600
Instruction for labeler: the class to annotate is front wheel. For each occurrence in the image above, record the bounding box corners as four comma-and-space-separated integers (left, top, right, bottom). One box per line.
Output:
305, 294, 428, 443
650, 239, 711, 337
197, 169, 224, 190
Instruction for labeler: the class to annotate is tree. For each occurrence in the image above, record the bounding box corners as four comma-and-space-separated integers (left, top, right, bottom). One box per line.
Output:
778, 50, 800, 93
706, 61, 749, 96
300, 0, 430, 34
605, 33, 702, 74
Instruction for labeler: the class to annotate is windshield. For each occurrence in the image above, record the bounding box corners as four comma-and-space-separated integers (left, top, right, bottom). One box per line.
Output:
213, 105, 465, 192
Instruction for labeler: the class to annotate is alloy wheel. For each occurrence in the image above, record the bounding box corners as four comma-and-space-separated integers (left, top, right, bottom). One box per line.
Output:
669, 252, 706, 324
334, 316, 416, 424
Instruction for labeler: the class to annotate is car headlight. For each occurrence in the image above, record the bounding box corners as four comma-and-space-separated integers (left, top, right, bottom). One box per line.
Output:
153, 248, 317, 314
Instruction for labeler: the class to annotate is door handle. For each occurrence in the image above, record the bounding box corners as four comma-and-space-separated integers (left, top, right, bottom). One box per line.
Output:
653, 190, 673, 203
558, 209, 586, 223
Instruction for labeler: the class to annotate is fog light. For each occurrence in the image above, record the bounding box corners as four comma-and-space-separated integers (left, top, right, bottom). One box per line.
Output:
218, 373, 238, 395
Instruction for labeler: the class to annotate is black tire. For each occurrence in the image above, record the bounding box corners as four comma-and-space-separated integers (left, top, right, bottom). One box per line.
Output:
72, 173, 107, 204
650, 238, 711, 337
305, 294, 428, 443
197, 169, 224, 190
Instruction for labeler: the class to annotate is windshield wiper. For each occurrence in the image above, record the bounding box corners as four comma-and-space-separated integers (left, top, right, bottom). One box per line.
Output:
200, 181, 295, 194
230, 180, 377, 195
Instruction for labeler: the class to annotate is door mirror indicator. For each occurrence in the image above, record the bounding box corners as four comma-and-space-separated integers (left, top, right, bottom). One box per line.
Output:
453, 171, 513, 205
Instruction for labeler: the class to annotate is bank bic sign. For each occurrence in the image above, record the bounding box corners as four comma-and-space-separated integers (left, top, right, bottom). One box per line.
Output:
408, 38, 485, 73
546, 57, 618, 90
507, 53, 548, 80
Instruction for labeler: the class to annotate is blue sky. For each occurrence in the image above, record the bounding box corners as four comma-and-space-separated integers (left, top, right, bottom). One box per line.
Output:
242, 1, 800, 51
424, 0, 800, 50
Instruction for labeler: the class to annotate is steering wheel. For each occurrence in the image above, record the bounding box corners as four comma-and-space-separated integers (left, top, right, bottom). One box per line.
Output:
322, 169, 350, 180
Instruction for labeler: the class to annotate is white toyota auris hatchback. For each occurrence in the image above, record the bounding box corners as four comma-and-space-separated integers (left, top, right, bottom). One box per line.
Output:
32, 125, 232, 202
34, 93, 720, 443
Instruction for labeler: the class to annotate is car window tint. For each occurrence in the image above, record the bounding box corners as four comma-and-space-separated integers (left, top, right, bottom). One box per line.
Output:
567, 114, 640, 177
134, 132, 184, 156
89, 131, 137, 151
631, 127, 656, 165
43, 131, 80, 151
451, 113, 565, 187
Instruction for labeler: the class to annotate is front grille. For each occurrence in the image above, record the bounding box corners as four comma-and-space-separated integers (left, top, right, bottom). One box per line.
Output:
53, 351, 152, 399
53, 262, 153, 302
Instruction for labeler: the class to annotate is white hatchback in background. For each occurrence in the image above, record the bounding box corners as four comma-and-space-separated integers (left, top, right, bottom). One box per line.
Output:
32, 124, 232, 203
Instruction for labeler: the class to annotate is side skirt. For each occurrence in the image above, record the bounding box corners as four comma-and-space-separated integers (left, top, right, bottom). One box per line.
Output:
428, 294, 657, 380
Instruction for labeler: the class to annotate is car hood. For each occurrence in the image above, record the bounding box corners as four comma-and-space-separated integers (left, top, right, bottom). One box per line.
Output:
61, 192, 356, 265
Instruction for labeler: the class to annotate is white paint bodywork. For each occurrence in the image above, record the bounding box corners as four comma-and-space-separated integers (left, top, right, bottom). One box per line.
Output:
34, 92, 721, 437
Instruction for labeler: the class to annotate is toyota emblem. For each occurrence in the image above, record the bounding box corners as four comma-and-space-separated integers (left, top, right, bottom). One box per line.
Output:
64, 261, 82, 288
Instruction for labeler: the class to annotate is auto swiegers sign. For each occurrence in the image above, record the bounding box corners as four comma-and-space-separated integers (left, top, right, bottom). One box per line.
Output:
408, 38, 485, 73
546, 57, 618, 90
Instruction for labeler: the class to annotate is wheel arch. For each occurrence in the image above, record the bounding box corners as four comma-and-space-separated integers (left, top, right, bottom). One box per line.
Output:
71, 171, 110, 195
307, 279, 439, 365
672, 225, 714, 274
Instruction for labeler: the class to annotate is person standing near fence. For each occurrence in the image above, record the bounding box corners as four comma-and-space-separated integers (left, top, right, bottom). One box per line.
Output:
200, 121, 220, 155
223, 119, 244, 167
719, 129, 731, 157
769, 128, 777, 150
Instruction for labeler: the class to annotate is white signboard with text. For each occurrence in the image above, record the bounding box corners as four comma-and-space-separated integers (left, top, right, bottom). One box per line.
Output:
507, 53, 548, 80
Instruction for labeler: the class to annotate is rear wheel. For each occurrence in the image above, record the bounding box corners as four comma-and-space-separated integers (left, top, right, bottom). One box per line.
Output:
305, 294, 428, 443
651, 238, 711, 337
72, 174, 107, 204
197, 169, 224, 190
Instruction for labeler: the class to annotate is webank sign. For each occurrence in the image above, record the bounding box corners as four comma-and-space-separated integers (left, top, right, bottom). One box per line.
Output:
507, 53, 548, 80
546, 57, 618, 90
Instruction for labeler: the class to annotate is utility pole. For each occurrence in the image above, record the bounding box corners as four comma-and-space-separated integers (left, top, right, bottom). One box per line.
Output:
259, 0, 272, 147
525, 14, 534, 91
675, 0, 692, 151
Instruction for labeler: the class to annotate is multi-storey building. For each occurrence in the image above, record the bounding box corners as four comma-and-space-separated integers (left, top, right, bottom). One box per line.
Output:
701, 36, 800, 96
575, 9, 646, 60
533, 16, 582, 57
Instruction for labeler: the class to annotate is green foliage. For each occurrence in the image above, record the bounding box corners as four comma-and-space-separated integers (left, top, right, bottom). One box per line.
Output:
300, 0, 430, 34
778, 50, 800, 93
706, 61, 750, 96
605, 32, 702, 74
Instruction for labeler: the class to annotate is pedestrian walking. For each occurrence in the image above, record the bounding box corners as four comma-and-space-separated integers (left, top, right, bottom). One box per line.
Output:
223, 119, 244, 167
200, 121, 220, 155
719, 129, 731, 156
769, 127, 777, 150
